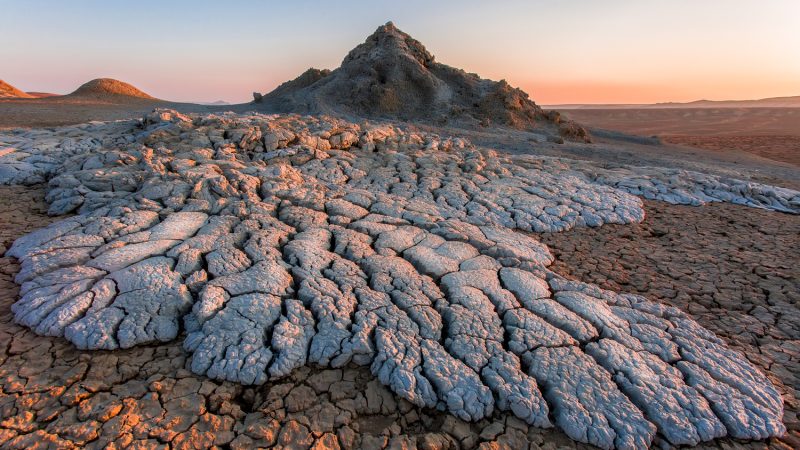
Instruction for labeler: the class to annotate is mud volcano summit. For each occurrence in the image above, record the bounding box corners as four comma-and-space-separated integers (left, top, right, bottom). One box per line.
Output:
256, 22, 588, 141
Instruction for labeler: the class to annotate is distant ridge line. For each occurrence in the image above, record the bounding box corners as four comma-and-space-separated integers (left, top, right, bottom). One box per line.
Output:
545, 95, 800, 109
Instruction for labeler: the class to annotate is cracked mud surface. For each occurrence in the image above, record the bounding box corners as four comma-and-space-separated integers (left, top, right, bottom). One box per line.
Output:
540, 200, 800, 449
2, 188, 798, 449
1, 111, 799, 448
0, 186, 596, 450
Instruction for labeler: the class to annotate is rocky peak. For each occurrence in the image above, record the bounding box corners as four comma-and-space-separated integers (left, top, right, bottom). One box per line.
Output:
342, 21, 435, 68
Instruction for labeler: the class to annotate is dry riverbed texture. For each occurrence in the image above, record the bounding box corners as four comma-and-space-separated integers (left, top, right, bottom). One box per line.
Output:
0, 110, 799, 449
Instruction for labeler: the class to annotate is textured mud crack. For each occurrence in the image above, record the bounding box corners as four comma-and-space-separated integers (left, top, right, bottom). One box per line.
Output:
1, 110, 797, 448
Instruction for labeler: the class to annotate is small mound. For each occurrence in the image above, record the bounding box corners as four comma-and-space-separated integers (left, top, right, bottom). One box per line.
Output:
67, 78, 155, 100
0, 80, 34, 99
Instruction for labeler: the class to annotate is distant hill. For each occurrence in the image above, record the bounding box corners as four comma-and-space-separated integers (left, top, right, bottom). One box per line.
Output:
197, 100, 231, 106
65, 78, 156, 100
0, 80, 34, 99
656, 96, 800, 108
547, 95, 800, 109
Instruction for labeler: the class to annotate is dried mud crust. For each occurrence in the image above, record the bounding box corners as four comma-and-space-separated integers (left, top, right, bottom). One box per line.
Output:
0, 186, 586, 449
540, 199, 800, 449
0, 189, 795, 450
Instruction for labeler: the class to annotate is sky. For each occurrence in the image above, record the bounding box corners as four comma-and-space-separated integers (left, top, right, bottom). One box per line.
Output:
2, 0, 799, 104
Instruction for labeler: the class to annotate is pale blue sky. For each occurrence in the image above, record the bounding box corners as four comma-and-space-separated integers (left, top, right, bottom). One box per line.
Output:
2, 0, 798, 103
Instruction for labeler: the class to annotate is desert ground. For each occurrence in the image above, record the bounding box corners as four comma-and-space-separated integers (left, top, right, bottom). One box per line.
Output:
1, 23, 799, 450
0, 96, 217, 131
660, 135, 800, 167
560, 107, 800, 137
0, 97, 199, 130
561, 107, 800, 169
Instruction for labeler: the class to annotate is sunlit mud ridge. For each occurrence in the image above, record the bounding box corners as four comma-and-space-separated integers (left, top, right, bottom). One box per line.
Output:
1, 110, 797, 448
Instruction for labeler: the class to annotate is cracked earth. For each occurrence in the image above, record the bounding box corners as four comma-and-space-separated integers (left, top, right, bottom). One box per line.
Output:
1, 110, 799, 449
